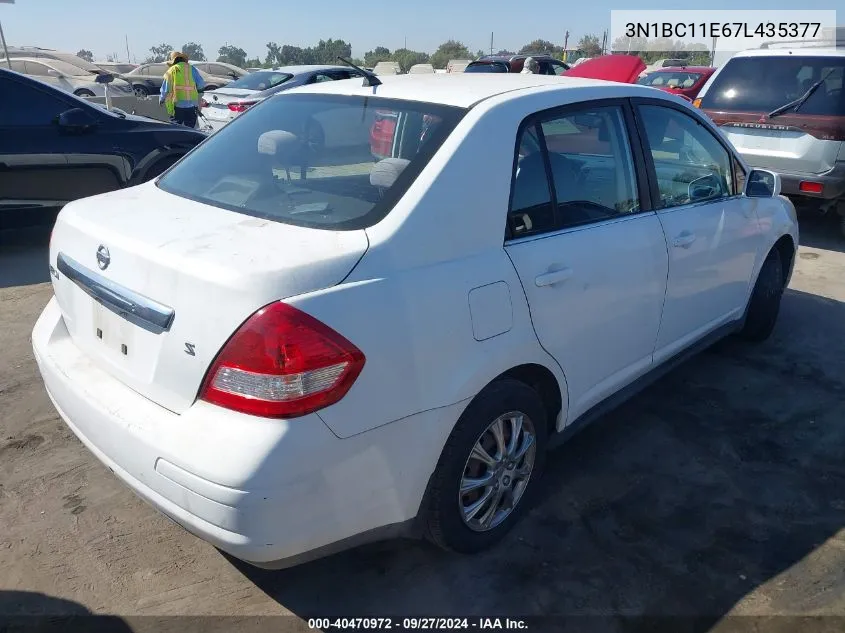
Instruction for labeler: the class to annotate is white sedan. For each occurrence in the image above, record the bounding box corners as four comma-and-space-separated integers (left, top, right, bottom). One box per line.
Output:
33, 73, 797, 568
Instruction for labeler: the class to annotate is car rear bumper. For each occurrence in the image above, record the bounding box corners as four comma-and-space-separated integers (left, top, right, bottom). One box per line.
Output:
776, 162, 845, 201
32, 297, 459, 567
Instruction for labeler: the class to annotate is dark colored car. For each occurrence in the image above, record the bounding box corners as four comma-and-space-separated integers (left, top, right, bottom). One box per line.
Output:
636, 66, 716, 101
0, 68, 206, 221
465, 54, 570, 75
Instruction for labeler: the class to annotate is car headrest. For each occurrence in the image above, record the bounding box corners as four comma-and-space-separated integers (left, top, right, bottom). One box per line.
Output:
370, 158, 410, 189
257, 130, 299, 158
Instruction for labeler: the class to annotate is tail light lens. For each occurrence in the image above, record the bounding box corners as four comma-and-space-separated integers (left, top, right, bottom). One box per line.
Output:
799, 181, 823, 194
228, 101, 257, 113
200, 302, 365, 418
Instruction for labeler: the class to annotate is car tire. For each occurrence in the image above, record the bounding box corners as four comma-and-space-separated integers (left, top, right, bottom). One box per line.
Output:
74, 89, 95, 97
133, 84, 149, 98
425, 379, 548, 554
740, 248, 784, 342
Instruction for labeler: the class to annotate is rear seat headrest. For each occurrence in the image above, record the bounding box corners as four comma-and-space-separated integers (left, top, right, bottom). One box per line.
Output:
370, 158, 410, 189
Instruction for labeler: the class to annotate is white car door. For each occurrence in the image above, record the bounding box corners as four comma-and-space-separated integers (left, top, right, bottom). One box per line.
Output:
505, 102, 669, 423
635, 101, 762, 362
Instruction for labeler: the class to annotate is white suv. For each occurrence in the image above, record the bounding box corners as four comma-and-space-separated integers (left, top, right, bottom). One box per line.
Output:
697, 48, 845, 236
33, 73, 797, 568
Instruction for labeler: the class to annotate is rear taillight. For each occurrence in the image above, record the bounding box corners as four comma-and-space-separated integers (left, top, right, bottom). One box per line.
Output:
200, 302, 365, 418
799, 181, 823, 194
200, 98, 209, 108
228, 101, 257, 112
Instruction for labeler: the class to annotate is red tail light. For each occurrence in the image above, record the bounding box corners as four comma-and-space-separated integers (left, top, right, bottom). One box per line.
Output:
200, 302, 365, 418
200, 98, 209, 108
228, 101, 257, 113
799, 181, 823, 194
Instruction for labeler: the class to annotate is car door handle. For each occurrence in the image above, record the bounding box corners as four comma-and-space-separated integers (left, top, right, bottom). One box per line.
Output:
672, 232, 697, 249
535, 268, 573, 287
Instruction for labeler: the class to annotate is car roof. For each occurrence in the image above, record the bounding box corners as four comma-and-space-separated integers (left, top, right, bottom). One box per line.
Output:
284, 73, 657, 108
651, 66, 715, 73
733, 47, 845, 58
254, 64, 348, 74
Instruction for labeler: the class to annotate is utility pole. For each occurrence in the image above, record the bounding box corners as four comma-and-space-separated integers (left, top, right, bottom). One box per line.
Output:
0, 0, 13, 70
563, 30, 569, 61
490, 32, 494, 55
125, 34, 131, 63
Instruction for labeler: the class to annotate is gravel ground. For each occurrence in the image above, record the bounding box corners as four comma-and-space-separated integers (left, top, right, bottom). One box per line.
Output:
1, 214, 845, 629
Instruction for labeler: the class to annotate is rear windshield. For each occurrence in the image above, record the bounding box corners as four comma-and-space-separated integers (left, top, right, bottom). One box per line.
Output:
700, 55, 845, 115
465, 61, 509, 73
158, 94, 465, 230
226, 71, 292, 91
638, 71, 704, 88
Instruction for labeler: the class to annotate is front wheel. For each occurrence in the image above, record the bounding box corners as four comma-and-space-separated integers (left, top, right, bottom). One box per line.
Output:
133, 84, 149, 98
425, 379, 547, 553
740, 248, 785, 342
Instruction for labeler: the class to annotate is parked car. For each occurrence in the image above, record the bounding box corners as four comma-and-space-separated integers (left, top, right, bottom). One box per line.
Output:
372, 61, 402, 76
696, 48, 845, 235
636, 66, 716, 101
192, 61, 249, 81
446, 59, 472, 73
200, 65, 365, 132
33, 71, 797, 570
121, 62, 231, 98
95, 61, 138, 75
0, 68, 205, 217
466, 54, 570, 75
408, 63, 435, 74
1, 57, 134, 97
2, 46, 117, 78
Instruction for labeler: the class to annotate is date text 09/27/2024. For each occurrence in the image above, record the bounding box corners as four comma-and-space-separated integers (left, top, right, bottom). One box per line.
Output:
308, 618, 528, 630
625, 22, 822, 39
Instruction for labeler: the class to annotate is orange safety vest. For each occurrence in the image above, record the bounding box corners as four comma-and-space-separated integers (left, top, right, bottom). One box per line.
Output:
163, 62, 199, 115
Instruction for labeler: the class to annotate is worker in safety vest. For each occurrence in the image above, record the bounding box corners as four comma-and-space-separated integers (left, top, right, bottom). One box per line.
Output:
159, 51, 205, 128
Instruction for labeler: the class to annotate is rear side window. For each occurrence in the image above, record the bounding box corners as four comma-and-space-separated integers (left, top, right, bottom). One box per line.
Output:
465, 62, 509, 73
700, 56, 845, 115
158, 94, 464, 230
509, 104, 640, 237
639, 71, 703, 88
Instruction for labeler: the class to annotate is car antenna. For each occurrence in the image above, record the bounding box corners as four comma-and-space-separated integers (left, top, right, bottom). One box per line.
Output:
337, 56, 381, 87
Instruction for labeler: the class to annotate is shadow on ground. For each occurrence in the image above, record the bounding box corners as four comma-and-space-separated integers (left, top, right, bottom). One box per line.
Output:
0, 225, 52, 289
797, 211, 844, 253
228, 287, 845, 630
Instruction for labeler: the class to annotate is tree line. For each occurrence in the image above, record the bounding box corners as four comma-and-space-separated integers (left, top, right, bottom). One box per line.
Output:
79, 33, 711, 71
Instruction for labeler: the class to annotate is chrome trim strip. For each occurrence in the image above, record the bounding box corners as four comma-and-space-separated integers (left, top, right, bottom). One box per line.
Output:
56, 253, 175, 334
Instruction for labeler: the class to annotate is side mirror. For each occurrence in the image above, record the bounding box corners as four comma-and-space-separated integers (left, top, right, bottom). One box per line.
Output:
57, 108, 98, 133
46, 69, 63, 78
745, 169, 781, 198
95, 73, 115, 84
229, 71, 239, 79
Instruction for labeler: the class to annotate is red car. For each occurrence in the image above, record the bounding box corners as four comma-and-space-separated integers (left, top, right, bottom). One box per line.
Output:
636, 66, 716, 102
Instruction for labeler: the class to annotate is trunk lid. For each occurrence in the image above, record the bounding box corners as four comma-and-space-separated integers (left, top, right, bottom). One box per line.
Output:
563, 55, 646, 84
49, 183, 368, 414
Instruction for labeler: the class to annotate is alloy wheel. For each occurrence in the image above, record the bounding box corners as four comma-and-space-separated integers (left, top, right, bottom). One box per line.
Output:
459, 411, 537, 532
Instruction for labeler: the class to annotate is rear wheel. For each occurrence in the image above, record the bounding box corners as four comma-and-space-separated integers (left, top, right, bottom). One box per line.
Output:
425, 379, 547, 553
133, 84, 149, 98
740, 248, 785, 342
74, 89, 95, 97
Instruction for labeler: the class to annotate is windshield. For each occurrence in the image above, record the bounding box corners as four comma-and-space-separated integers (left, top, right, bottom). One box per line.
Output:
465, 61, 509, 73
45, 59, 92, 76
225, 71, 293, 91
700, 56, 845, 115
638, 71, 704, 88
158, 94, 465, 230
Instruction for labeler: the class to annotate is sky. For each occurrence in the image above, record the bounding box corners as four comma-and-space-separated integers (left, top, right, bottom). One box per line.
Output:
0, 0, 838, 63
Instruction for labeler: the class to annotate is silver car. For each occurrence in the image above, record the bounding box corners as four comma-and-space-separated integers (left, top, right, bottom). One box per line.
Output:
2, 57, 134, 97
697, 48, 845, 236
199, 65, 365, 132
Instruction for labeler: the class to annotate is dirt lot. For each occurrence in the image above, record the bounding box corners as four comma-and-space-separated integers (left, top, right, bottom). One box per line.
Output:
2, 215, 845, 627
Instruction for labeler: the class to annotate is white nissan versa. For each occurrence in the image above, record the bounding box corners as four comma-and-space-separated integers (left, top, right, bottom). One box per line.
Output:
33, 73, 798, 569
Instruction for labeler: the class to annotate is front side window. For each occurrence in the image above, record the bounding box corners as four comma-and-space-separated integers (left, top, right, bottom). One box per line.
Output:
639, 104, 734, 209
24, 61, 49, 76
0, 79, 70, 126
509, 104, 640, 237
157, 94, 464, 230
